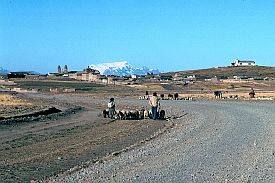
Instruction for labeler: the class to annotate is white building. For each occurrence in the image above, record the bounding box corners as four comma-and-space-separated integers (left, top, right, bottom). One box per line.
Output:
231, 59, 256, 66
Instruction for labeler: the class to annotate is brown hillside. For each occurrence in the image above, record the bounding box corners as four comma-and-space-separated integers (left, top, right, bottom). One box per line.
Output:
166, 66, 275, 80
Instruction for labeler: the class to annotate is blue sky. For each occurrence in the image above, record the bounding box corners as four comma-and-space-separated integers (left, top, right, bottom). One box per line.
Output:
0, 0, 275, 73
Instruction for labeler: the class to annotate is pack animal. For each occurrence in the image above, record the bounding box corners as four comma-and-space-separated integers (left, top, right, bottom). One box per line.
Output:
174, 93, 179, 100
214, 91, 222, 98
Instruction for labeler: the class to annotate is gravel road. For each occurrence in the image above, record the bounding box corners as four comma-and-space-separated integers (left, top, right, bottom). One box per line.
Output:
50, 100, 275, 183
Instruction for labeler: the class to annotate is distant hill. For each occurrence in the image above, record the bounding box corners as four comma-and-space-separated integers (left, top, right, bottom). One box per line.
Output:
166, 66, 275, 79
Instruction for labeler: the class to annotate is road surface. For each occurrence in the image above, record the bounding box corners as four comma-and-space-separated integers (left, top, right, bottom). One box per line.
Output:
50, 100, 275, 183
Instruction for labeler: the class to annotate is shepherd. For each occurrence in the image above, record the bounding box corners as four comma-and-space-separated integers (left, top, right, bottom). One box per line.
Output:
108, 98, 116, 119
149, 92, 160, 120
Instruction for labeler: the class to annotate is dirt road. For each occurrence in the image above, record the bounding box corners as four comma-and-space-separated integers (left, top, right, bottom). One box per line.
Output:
51, 100, 275, 183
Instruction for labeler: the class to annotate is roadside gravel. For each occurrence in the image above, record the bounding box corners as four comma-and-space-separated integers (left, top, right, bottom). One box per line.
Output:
50, 100, 275, 183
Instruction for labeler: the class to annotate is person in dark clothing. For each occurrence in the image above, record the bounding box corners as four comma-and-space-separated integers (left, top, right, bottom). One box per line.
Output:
249, 88, 255, 98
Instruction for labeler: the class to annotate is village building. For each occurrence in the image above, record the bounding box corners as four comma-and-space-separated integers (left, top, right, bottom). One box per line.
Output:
68, 68, 100, 81
25, 74, 47, 80
107, 75, 117, 84
233, 75, 254, 80
231, 59, 256, 66
8, 72, 34, 79
81, 72, 89, 81
160, 75, 173, 81
68, 71, 78, 79
84, 66, 100, 75
186, 75, 196, 80
63, 88, 76, 93
173, 73, 184, 82
205, 76, 219, 82
173, 73, 196, 83
89, 74, 99, 82
130, 74, 138, 79
67, 71, 83, 80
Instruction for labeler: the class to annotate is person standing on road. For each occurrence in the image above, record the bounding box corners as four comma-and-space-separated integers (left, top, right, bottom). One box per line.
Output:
149, 92, 160, 120
108, 98, 116, 119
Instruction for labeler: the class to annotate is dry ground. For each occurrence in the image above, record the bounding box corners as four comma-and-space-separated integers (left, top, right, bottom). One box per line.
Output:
0, 93, 49, 119
0, 78, 274, 182
0, 92, 170, 183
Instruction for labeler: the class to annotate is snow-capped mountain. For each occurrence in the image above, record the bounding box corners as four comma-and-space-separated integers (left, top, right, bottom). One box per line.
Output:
89, 61, 160, 76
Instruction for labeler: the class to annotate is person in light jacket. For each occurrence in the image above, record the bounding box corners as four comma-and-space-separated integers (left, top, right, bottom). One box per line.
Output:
149, 92, 160, 120
108, 98, 116, 119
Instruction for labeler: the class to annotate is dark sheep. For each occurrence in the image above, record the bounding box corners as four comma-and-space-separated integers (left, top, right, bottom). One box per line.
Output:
128, 110, 137, 120
102, 109, 109, 118
158, 110, 166, 120
168, 93, 173, 99
117, 110, 125, 120
174, 93, 179, 100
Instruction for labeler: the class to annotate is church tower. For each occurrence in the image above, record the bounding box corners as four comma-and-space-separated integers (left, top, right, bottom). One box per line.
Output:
64, 65, 68, 73
58, 65, 61, 74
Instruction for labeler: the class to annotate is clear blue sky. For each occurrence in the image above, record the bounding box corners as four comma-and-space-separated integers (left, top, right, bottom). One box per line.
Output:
1, 0, 275, 73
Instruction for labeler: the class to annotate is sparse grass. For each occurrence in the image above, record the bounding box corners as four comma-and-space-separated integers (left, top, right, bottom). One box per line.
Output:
0, 94, 32, 106
127, 84, 165, 91
10, 80, 104, 92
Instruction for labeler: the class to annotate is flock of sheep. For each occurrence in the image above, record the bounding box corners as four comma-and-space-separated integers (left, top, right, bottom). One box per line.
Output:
102, 108, 166, 120
139, 93, 194, 101
101, 93, 195, 120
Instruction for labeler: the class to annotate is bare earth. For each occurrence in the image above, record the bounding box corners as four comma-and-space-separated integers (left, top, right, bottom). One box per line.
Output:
0, 93, 171, 183
0, 78, 274, 182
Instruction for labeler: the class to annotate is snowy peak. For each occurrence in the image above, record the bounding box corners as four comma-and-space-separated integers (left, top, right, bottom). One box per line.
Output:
0, 67, 9, 74
89, 61, 129, 74
89, 61, 160, 76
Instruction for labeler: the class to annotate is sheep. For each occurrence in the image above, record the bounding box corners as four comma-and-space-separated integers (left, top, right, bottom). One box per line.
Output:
116, 110, 124, 120
138, 109, 145, 119
103, 108, 166, 121
158, 110, 166, 120
125, 110, 131, 120
102, 109, 109, 118
131, 110, 140, 120
139, 95, 149, 100
168, 93, 173, 99
144, 110, 150, 119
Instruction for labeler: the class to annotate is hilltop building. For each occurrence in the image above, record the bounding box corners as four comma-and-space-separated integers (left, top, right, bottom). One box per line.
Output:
231, 59, 256, 66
